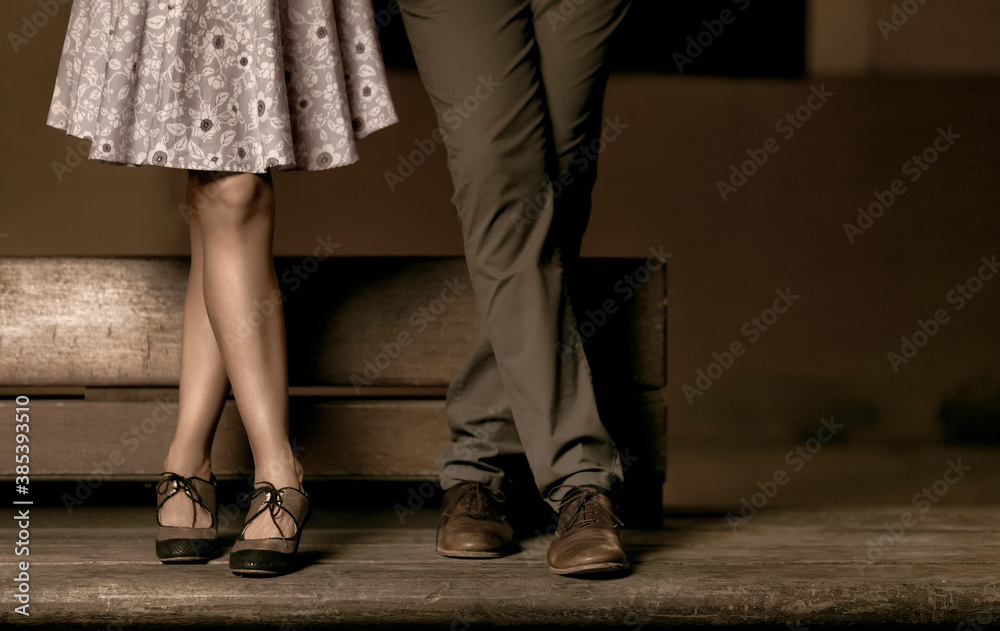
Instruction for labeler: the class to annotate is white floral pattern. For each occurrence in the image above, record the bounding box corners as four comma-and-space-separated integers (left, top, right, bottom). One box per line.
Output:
47, 0, 398, 173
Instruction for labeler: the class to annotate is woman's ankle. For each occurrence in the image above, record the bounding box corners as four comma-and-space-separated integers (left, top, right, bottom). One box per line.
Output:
253, 454, 304, 491
163, 447, 213, 481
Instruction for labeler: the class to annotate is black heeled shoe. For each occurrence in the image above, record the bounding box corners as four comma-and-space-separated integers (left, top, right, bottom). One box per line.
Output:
229, 482, 310, 576
155, 472, 224, 563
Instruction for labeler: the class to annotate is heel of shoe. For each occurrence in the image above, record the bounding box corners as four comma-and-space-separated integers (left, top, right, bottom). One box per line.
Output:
229, 483, 310, 577
229, 546, 301, 576
155, 472, 223, 564
156, 537, 224, 563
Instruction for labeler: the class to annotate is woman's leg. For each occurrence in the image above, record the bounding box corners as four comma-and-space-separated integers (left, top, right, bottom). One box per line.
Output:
189, 171, 303, 539
159, 175, 233, 529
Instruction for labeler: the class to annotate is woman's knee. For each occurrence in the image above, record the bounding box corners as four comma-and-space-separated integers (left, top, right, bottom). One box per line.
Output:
189, 171, 271, 228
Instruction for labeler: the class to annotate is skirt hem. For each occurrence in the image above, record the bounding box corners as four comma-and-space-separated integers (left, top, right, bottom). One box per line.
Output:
44, 118, 402, 174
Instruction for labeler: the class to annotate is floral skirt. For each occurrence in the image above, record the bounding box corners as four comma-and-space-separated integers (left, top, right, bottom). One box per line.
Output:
47, 0, 398, 173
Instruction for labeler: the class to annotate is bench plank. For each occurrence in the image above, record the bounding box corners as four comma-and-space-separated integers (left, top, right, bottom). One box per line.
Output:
0, 394, 664, 480
0, 257, 665, 388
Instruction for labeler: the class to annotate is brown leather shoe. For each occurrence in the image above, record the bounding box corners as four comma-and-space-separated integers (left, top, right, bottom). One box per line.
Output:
436, 481, 516, 558
546, 485, 629, 576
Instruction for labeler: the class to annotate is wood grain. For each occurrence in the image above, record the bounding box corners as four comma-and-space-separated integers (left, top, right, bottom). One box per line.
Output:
0, 394, 665, 480
0, 257, 665, 388
1, 256, 667, 519
0, 506, 996, 629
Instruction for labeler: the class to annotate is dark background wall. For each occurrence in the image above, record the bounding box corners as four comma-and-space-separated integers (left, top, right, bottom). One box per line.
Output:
1, 0, 998, 507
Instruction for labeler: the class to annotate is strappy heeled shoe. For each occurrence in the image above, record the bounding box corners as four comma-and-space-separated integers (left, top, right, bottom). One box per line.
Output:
155, 472, 224, 563
229, 482, 310, 576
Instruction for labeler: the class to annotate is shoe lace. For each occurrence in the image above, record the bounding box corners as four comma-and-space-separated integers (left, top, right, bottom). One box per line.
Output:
549, 484, 624, 530
156, 472, 207, 529
246, 482, 294, 545
463, 482, 506, 519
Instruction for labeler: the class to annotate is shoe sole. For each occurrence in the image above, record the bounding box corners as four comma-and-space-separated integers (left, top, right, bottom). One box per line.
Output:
436, 548, 512, 559
230, 568, 287, 577
229, 501, 310, 577
229, 548, 297, 577
156, 538, 223, 563
436, 541, 518, 559
549, 561, 630, 576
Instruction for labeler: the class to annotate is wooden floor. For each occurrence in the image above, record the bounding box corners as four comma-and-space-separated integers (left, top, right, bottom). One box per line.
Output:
2, 496, 998, 630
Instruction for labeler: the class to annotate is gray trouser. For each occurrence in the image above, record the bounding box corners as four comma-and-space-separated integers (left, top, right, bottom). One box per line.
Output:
399, 0, 632, 508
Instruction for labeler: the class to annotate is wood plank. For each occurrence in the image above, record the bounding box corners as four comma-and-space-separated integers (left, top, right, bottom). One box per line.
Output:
0, 257, 665, 388
0, 507, 997, 629
78, 386, 451, 400
0, 396, 665, 481
0, 399, 445, 478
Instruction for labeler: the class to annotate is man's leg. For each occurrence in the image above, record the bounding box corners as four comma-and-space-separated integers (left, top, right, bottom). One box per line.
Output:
530, 0, 633, 265
438, 305, 522, 490
529, 0, 635, 497
398, 0, 621, 507
527, 0, 636, 577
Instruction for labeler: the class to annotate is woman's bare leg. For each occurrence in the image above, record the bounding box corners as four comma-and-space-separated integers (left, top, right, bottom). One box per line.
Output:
159, 177, 232, 529
189, 170, 303, 539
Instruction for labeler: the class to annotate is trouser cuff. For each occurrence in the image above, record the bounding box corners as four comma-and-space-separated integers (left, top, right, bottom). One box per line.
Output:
544, 472, 622, 508
439, 465, 504, 494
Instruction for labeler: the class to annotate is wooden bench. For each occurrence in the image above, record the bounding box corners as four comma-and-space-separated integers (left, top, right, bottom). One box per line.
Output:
0, 256, 665, 521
